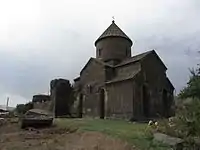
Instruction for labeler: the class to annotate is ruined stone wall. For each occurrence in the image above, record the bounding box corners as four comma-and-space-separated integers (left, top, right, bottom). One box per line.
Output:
32, 95, 50, 103
32, 95, 52, 112
50, 79, 73, 117
33, 101, 52, 112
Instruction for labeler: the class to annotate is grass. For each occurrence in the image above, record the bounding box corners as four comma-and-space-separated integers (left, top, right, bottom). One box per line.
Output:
55, 118, 170, 150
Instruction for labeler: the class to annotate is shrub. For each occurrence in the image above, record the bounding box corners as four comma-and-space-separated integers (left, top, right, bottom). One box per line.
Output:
176, 98, 200, 137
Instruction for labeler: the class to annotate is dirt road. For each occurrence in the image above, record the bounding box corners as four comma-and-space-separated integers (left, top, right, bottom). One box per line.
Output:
0, 119, 133, 150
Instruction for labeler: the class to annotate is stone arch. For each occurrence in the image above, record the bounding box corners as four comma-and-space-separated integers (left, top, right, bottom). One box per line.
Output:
78, 93, 83, 118
99, 88, 107, 119
162, 89, 168, 117
142, 84, 150, 117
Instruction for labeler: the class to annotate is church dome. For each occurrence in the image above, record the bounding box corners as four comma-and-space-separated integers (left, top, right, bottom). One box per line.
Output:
95, 21, 133, 63
95, 20, 133, 46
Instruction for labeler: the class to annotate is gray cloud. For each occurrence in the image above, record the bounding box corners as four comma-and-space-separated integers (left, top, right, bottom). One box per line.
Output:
0, 0, 199, 106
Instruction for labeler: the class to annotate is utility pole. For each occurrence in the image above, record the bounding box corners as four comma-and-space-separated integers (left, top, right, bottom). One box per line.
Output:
6, 97, 9, 111
47, 88, 49, 95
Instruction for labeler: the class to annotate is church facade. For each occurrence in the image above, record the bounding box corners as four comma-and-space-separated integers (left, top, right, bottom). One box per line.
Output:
73, 21, 175, 120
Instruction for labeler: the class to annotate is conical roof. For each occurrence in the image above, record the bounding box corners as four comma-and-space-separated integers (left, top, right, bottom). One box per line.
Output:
95, 21, 132, 46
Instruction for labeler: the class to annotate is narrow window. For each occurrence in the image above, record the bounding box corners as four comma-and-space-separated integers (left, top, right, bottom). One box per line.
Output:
126, 47, 129, 56
89, 85, 92, 93
98, 48, 102, 56
87, 85, 92, 93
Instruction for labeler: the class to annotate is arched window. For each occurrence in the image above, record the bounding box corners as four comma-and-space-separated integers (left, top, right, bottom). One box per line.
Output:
98, 48, 102, 56
126, 47, 129, 56
162, 89, 168, 117
143, 85, 150, 117
99, 89, 105, 119
87, 84, 92, 93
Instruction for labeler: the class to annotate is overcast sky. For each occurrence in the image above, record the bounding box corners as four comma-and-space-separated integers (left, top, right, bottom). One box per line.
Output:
0, 0, 199, 107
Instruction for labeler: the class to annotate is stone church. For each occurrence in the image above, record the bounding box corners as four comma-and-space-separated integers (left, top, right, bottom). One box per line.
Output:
73, 21, 174, 120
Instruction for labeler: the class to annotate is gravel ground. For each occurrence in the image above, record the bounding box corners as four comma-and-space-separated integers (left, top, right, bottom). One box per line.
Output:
0, 119, 134, 150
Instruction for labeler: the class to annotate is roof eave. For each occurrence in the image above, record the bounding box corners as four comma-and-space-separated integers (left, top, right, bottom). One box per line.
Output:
105, 77, 133, 85
94, 36, 133, 46
80, 58, 113, 75
105, 70, 140, 85
74, 77, 80, 82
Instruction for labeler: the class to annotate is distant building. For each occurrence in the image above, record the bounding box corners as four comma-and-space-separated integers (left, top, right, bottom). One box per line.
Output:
32, 79, 73, 117
0, 105, 15, 112
0, 105, 15, 116
73, 21, 175, 120
32, 94, 51, 111
0, 109, 9, 115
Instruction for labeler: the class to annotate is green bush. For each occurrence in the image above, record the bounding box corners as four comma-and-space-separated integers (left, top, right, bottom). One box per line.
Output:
179, 67, 200, 99
15, 102, 33, 114
153, 64, 200, 148
176, 64, 200, 138
176, 98, 200, 137
155, 98, 200, 138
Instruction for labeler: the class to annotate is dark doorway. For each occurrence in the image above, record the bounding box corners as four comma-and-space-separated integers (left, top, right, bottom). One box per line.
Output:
78, 94, 83, 118
162, 89, 168, 117
99, 89, 105, 119
143, 85, 150, 117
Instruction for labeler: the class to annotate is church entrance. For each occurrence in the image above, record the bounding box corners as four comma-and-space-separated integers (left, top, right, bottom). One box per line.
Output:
78, 94, 83, 118
143, 85, 150, 117
99, 89, 105, 119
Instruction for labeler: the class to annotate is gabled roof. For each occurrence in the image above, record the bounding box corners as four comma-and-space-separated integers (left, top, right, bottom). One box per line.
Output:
74, 77, 80, 82
166, 77, 175, 90
78, 50, 169, 85
95, 21, 132, 45
80, 57, 112, 75
94, 58, 113, 67
115, 50, 153, 67
106, 66, 141, 84
115, 50, 167, 70
106, 50, 168, 84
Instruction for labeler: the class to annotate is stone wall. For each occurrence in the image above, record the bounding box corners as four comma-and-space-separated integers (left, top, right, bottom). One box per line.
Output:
33, 101, 52, 112
79, 59, 106, 117
32, 95, 50, 103
106, 80, 134, 119
96, 37, 132, 62
141, 51, 175, 117
32, 94, 52, 112
50, 79, 73, 117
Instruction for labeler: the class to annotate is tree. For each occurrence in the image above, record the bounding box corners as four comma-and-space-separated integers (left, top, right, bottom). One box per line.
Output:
15, 104, 25, 114
176, 64, 200, 140
178, 66, 200, 99
15, 102, 33, 114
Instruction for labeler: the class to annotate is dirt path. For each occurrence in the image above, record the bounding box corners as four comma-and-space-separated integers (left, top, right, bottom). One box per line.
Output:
0, 120, 134, 150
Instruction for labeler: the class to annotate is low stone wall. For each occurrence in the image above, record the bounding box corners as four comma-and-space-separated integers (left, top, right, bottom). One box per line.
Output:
32, 94, 53, 112
33, 101, 53, 112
